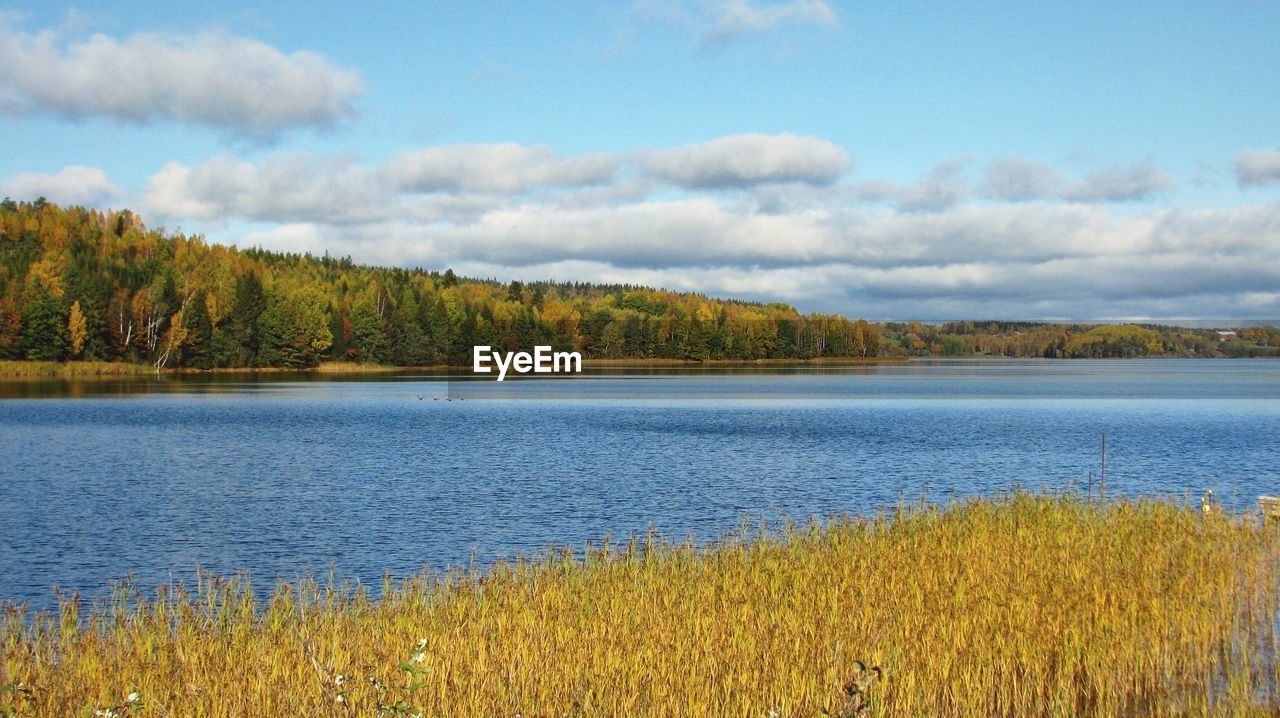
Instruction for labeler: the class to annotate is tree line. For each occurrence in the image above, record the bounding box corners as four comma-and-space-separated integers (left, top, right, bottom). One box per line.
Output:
0, 200, 882, 368
877, 321, 1280, 358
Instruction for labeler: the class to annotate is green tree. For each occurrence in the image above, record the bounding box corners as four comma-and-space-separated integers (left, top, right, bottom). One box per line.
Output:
348, 296, 388, 363
229, 273, 267, 365
387, 290, 428, 365
182, 291, 214, 369
20, 291, 68, 361
257, 291, 333, 368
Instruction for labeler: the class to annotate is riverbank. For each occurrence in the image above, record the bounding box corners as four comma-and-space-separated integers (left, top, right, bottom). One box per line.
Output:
0, 356, 905, 378
0, 359, 413, 378
3, 493, 1276, 716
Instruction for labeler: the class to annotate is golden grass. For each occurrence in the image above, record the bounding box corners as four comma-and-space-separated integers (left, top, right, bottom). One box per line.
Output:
3, 493, 1278, 716
0, 360, 409, 378
311, 361, 401, 373
0, 360, 150, 378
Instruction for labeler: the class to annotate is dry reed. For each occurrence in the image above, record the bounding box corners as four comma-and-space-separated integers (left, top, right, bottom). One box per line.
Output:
2, 493, 1278, 717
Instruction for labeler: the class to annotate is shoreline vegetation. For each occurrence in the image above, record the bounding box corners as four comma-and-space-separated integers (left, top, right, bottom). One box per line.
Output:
3, 350, 1275, 379
3, 493, 1279, 716
0, 356, 910, 378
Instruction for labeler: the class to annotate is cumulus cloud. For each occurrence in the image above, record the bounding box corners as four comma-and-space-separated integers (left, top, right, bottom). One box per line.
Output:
143, 154, 387, 224
851, 158, 970, 212
1235, 149, 1280, 187
641, 133, 848, 189
894, 158, 970, 212
982, 157, 1063, 201
237, 204, 1280, 318
1060, 158, 1174, 202
383, 144, 618, 194
634, 0, 837, 45
0, 165, 119, 206
232, 199, 1280, 319
0, 20, 363, 138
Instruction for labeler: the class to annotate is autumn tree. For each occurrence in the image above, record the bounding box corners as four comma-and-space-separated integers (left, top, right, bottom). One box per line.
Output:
257, 291, 333, 368
0, 298, 21, 359
67, 300, 87, 358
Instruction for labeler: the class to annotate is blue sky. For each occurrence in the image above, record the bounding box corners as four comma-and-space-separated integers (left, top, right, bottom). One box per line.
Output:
2, 1, 1279, 319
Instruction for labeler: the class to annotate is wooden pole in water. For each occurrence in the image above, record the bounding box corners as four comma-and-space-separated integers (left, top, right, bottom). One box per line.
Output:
1100, 433, 1107, 502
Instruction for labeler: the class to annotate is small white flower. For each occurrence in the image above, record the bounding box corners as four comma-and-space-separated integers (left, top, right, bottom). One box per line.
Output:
416, 637, 428, 649
412, 651, 426, 664
335, 693, 345, 704
334, 674, 345, 687
126, 692, 140, 703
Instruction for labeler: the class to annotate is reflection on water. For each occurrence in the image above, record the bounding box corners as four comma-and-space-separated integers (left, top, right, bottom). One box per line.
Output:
1, 359, 1277, 608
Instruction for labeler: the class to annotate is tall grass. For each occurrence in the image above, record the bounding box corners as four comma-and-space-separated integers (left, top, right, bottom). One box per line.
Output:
0, 360, 403, 378
0, 360, 150, 378
3, 493, 1278, 716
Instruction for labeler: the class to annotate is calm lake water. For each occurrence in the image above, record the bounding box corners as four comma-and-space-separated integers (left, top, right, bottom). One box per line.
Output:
2, 359, 1278, 609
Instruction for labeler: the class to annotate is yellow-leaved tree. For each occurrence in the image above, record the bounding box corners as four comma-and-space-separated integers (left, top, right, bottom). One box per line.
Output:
68, 300, 87, 358
154, 309, 189, 370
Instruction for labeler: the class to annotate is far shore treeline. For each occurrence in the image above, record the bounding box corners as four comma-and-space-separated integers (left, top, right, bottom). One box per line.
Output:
1, 199, 1277, 370
0, 199, 883, 369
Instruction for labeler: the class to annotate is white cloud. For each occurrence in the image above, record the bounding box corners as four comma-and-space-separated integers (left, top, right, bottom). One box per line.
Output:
982, 157, 1063, 202
143, 154, 387, 224
383, 144, 618, 194
1060, 158, 1174, 202
1235, 149, 1280, 187
0, 165, 119, 206
237, 223, 329, 255
201, 188, 1280, 318
429, 198, 834, 267
0, 20, 363, 138
641, 133, 849, 189
898, 159, 969, 212
701, 0, 837, 43
633, 0, 837, 45
850, 158, 970, 212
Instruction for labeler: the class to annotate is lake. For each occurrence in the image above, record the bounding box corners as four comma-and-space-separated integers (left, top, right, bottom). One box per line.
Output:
1, 359, 1278, 609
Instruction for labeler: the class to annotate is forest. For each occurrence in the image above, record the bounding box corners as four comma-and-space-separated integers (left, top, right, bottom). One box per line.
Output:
2, 199, 1275, 369
0, 200, 881, 369
878, 320, 1280, 358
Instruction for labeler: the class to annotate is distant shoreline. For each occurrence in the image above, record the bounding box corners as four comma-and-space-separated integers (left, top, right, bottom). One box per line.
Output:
581, 356, 905, 367
0, 357, 908, 378
6, 354, 1277, 380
